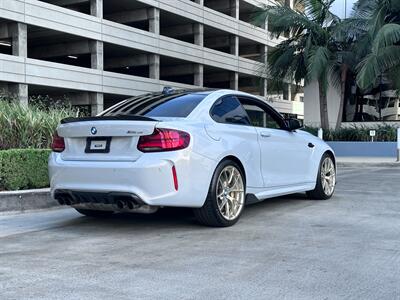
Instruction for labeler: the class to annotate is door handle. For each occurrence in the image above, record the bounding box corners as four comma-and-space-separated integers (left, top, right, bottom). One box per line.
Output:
308, 142, 315, 148
260, 132, 271, 138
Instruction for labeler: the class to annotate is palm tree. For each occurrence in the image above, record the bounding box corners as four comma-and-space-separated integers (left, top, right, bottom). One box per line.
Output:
254, 0, 342, 129
333, 0, 400, 122
330, 16, 365, 128
353, 0, 400, 92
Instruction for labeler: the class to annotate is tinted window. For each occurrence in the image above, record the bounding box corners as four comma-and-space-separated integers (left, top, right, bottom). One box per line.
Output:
239, 100, 283, 129
103, 93, 206, 118
211, 96, 250, 125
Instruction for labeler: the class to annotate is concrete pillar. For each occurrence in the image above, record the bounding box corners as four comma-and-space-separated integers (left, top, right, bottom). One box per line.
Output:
194, 64, 204, 87
9, 84, 28, 106
89, 40, 103, 115
148, 8, 160, 81
288, 83, 293, 101
148, 8, 160, 35
90, 0, 103, 18
9, 23, 28, 106
230, 35, 239, 56
260, 78, 267, 97
230, 72, 239, 90
194, 23, 204, 47
230, 0, 239, 19
90, 40, 103, 70
259, 43, 268, 97
149, 54, 160, 80
90, 92, 104, 116
10, 23, 27, 57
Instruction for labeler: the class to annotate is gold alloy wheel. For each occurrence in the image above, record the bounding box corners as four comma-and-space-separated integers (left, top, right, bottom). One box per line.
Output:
321, 156, 336, 196
216, 166, 245, 220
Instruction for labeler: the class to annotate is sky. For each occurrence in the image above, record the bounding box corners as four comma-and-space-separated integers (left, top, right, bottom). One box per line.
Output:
330, 0, 357, 18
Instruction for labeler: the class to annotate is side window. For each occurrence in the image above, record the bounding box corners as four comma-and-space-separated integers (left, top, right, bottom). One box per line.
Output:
239, 99, 283, 129
210, 96, 250, 125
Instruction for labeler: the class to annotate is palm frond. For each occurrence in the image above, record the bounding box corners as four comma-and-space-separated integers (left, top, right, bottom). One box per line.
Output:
331, 17, 369, 42
389, 0, 400, 14
305, 0, 339, 25
372, 23, 400, 53
376, 45, 400, 71
353, 0, 377, 19
267, 43, 297, 79
307, 46, 332, 82
370, 5, 388, 38
336, 50, 358, 71
356, 53, 379, 90
254, 5, 322, 38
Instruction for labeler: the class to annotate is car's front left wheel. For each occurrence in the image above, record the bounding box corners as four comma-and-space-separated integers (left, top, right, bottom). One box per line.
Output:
194, 160, 245, 227
307, 153, 336, 200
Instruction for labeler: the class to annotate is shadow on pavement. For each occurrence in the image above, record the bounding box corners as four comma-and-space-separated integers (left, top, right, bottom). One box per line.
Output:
56, 193, 313, 232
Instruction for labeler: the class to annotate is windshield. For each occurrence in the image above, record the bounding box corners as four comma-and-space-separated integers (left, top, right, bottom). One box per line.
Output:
103, 93, 207, 118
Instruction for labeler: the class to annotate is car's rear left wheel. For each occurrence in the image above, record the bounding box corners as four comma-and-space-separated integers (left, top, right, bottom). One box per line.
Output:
194, 160, 245, 227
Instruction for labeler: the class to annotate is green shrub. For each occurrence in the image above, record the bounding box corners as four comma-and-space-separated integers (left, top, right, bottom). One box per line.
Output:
0, 92, 81, 150
0, 149, 51, 191
303, 125, 398, 142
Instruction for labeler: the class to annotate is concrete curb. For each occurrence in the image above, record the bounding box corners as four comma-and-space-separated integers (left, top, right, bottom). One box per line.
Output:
337, 161, 400, 168
338, 162, 400, 168
0, 188, 59, 213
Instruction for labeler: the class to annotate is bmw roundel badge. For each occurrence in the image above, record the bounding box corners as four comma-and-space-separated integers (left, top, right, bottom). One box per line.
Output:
91, 127, 97, 135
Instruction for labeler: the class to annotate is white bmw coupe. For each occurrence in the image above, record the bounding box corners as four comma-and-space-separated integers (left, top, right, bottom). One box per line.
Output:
49, 88, 336, 227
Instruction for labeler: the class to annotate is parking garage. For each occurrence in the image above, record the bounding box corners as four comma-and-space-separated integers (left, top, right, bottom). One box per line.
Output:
0, 0, 303, 118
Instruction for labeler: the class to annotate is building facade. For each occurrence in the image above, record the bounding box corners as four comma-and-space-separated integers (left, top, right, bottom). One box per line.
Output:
305, 79, 400, 128
0, 0, 303, 117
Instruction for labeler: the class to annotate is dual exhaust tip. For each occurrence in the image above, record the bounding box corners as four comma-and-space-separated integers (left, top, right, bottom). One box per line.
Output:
57, 195, 73, 206
116, 199, 138, 210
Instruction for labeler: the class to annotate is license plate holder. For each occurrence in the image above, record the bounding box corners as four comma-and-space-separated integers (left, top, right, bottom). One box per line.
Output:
85, 137, 112, 153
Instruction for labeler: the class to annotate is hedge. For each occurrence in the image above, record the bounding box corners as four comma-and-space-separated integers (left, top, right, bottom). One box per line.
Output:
303, 125, 398, 142
0, 149, 51, 191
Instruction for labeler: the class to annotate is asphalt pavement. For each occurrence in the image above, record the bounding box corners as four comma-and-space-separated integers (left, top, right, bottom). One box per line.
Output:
1, 166, 399, 300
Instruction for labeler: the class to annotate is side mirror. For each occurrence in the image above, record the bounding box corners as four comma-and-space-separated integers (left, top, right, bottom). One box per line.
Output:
286, 118, 303, 131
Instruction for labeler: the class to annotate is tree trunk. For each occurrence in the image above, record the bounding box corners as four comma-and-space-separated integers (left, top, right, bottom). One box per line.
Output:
318, 81, 329, 130
335, 66, 348, 130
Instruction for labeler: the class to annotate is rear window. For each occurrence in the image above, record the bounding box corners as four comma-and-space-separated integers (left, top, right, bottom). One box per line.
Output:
103, 93, 206, 118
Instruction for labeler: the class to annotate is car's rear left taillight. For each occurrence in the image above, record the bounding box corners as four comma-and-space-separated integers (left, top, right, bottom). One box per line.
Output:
137, 128, 190, 152
51, 132, 65, 153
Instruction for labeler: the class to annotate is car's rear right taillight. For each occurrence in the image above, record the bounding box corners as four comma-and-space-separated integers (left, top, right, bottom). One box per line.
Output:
51, 132, 65, 153
137, 128, 190, 152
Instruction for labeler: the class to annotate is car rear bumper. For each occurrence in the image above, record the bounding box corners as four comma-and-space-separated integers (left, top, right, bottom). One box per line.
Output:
48, 150, 216, 208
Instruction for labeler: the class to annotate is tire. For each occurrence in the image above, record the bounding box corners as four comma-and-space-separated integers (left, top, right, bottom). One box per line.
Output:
194, 160, 246, 227
307, 153, 336, 200
75, 208, 114, 217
